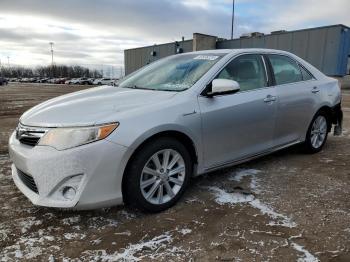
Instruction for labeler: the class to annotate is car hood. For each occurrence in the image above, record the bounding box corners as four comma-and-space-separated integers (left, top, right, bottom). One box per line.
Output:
20, 86, 177, 127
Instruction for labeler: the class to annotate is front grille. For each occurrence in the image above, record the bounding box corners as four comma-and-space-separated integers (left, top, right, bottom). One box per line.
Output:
17, 169, 39, 194
16, 124, 47, 147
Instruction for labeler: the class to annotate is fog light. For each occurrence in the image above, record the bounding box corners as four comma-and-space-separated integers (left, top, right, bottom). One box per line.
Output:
62, 186, 76, 200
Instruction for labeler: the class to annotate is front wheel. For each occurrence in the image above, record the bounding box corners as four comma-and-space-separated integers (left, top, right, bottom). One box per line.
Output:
304, 111, 329, 153
124, 137, 192, 212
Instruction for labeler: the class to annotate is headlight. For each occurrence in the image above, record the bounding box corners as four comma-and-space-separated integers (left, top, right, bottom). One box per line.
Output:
38, 123, 119, 150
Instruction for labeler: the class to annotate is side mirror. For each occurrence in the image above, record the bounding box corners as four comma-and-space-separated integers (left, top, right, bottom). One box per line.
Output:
207, 79, 240, 97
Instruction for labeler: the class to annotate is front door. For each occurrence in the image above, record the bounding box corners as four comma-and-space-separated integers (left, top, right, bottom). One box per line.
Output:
198, 54, 277, 168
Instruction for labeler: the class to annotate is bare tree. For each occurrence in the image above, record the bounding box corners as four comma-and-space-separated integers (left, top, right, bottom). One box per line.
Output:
0, 65, 102, 78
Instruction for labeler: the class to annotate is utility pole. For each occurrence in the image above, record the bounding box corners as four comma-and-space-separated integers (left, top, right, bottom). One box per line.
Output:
7, 56, 10, 67
49, 42, 54, 77
231, 0, 235, 40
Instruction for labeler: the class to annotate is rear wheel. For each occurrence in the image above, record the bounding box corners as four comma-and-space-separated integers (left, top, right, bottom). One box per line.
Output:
124, 137, 192, 212
304, 111, 329, 153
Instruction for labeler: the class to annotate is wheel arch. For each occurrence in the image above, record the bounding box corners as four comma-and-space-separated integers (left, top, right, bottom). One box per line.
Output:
316, 105, 333, 132
121, 129, 199, 203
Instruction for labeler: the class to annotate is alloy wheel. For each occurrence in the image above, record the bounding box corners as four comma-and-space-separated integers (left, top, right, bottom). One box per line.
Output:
310, 115, 327, 149
140, 149, 186, 205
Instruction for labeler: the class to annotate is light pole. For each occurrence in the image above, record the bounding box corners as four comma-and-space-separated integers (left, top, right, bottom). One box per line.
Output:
7, 56, 10, 67
49, 42, 54, 77
231, 0, 235, 40
49, 42, 54, 66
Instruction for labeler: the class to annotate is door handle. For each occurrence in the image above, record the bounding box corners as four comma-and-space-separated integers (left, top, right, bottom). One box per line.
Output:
311, 86, 320, 93
264, 95, 276, 103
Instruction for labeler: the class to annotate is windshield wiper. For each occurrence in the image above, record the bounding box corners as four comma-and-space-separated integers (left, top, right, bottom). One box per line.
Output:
124, 85, 158, 91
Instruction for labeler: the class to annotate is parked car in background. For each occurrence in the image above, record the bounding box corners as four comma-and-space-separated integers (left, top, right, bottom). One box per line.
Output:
93, 78, 102, 85
112, 78, 120, 86
66, 78, 92, 85
66, 78, 80, 85
95, 78, 114, 85
38, 78, 50, 83
9, 49, 343, 212
76, 77, 93, 85
0, 77, 8, 85
65, 79, 74, 84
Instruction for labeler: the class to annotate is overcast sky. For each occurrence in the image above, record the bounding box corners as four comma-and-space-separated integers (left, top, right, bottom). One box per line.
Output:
0, 0, 349, 68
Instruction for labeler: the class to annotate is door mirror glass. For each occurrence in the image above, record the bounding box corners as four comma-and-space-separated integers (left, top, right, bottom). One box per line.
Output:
207, 79, 240, 97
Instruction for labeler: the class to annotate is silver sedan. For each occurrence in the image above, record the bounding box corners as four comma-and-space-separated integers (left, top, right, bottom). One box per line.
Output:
9, 49, 343, 212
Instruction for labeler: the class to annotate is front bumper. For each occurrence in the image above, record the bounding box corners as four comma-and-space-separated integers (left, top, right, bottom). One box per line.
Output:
9, 132, 128, 209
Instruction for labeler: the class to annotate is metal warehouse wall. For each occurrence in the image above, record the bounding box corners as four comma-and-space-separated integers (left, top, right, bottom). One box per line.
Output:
124, 25, 350, 76
217, 25, 350, 76
124, 40, 193, 75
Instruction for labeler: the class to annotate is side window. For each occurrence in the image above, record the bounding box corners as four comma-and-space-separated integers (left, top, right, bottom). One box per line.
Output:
268, 55, 302, 85
215, 54, 267, 92
299, 65, 314, 81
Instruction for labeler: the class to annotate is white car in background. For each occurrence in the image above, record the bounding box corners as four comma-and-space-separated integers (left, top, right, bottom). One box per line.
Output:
66, 78, 80, 85
95, 78, 114, 85
93, 78, 102, 85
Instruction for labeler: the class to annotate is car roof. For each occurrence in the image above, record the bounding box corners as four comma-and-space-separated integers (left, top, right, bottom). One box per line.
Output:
185, 48, 293, 56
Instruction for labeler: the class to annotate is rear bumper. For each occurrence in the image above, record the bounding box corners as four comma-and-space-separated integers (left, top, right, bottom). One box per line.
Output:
9, 131, 129, 209
331, 103, 343, 136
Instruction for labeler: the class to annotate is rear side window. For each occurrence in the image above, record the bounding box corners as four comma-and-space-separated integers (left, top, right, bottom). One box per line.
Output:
215, 54, 267, 92
299, 65, 314, 81
268, 55, 302, 85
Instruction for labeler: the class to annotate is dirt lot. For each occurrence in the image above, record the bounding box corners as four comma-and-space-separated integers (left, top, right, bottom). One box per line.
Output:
0, 83, 350, 261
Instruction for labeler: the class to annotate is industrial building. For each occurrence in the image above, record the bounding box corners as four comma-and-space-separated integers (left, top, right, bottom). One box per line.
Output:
124, 24, 350, 77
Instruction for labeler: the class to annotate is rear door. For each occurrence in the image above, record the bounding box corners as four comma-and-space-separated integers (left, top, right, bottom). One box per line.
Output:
267, 54, 319, 146
198, 54, 277, 168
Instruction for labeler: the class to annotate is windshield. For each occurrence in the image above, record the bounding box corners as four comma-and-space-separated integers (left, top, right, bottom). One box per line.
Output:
118, 53, 224, 91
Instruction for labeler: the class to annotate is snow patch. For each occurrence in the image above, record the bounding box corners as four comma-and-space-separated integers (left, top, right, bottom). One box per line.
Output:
62, 216, 81, 225
91, 238, 102, 245
209, 186, 254, 204
0, 228, 10, 241
114, 231, 132, 236
209, 186, 296, 228
230, 168, 263, 193
178, 228, 192, 235
18, 217, 43, 233
291, 242, 319, 262
82, 233, 173, 261
63, 232, 86, 240
88, 216, 119, 229
1, 233, 56, 261
230, 169, 262, 182
251, 199, 296, 228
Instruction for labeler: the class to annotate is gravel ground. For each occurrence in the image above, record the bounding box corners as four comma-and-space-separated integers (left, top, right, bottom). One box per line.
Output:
0, 83, 350, 261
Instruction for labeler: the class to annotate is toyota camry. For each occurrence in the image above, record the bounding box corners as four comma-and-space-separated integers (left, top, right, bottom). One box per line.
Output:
9, 49, 343, 212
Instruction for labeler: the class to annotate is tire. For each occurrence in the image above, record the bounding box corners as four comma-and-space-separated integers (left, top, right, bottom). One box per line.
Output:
124, 137, 192, 212
303, 110, 329, 153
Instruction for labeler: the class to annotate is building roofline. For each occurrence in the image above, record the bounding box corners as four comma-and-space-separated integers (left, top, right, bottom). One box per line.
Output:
266, 24, 349, 36
124, 39, 193, 52
219, 24, 350, 42
193, 32, 217, 38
